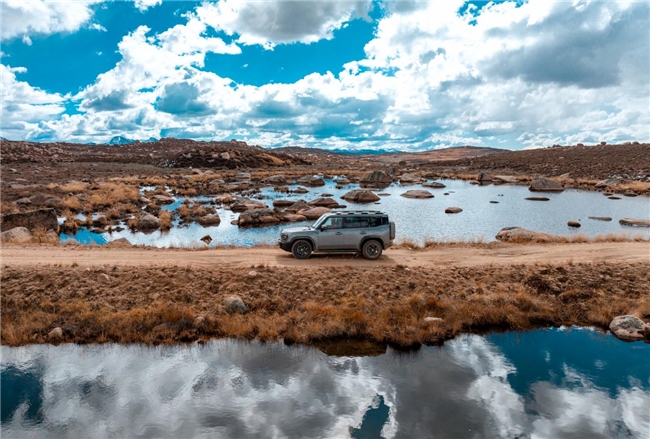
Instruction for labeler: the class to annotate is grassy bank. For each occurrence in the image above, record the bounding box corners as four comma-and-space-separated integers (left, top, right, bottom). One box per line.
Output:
2, 261, 648, 347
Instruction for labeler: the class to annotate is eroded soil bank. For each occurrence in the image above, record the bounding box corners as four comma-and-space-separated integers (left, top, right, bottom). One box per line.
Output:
2, 251, 648, 347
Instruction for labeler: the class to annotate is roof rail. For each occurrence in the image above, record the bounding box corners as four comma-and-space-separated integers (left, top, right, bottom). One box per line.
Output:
333, 210, 385, 215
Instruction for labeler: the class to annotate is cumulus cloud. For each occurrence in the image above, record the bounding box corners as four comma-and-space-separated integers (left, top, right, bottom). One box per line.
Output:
195, 0, 373, 48
0, 0, 105, 41
133, 0, 162, 12
5, 0, 649, 150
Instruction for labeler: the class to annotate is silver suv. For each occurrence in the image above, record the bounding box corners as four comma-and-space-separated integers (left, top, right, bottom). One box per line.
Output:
278, 211, 395, 260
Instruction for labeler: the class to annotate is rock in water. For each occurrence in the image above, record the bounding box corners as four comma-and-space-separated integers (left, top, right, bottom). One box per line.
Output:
609, 315, 647, 341
400, 190, 434, 199
137, 213, 161, 230
567, 221, 581, 228
341, 190, 380, 203
445, 207, 463, 214
525, 197, 550, 201
588, 216, 612, 221
619, 218, 650, 228
223, 295, 249, 314
48, 327, 63, 341
359, 170, 392, 187
529, 177, 564, 192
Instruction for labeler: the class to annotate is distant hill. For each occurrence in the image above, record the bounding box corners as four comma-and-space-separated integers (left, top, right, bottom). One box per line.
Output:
108, 136, 136, 146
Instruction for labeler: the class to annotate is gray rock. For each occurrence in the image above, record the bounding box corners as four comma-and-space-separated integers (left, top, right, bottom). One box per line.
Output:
237, 208, 281, 227
424, 317, 444, 323
619, 218, 650, 228
300, 206, 332, 219
399, 173, 422, 184
400, 190, 434, 199
96, 273, 111, 283
308, 197, 341, 208
235, 172, 251, 181
198, 214, 221, 226
248, 270, 257, 278
1, 227, 32, 243
422, 181, 446, 188
359, 170, 392, 187
152, 194, 174, 205
261, 175, 287, 185
492, 175, 518, 184
137, 213, 161, 230
48, 327, 63, 341
223, 295, 249, 314
341, 190, 380, 203
529, 177, 564, 192
609, 315, 646, 341
477, 172, 494, 182
495, 227, 560, 243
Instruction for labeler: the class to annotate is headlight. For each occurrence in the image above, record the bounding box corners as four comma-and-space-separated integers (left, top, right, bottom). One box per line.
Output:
281, 234, 288, 241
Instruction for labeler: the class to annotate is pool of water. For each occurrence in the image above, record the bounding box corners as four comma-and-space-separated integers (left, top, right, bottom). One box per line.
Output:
61, 179, 650, 247
2, 328, 648, 438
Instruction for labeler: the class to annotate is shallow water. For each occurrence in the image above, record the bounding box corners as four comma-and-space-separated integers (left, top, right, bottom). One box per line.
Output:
2, 328, 649, 439
61, 179, 650, 247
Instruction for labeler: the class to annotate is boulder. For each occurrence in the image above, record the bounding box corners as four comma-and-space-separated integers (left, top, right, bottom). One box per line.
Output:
237, 208, 281, 227
1, 227, 32, 243
567, 221, 581, 228
609, 315, 647, 341
248, 270, 257, 278
152, 194, 174, 205
608, 196, 621, 200
283, 214, 307, 222
359, 170, 392, 187
97, 273, 111, 283
334, 177, 350, 185
341, 190, 380, 203
16, 198, 32, 205
223, 295, 249, 314
1, 208, 59, 233
230, 198, 267, 212
595, 178, 620, 188
588, 216, 612, 221
200, 234, 212, 244
220, 152, 231, 160
198, 214, 221, 226
29, 194, 49, 204
492, 175, 518, 184
477, 172, 494, 182
490, 201, 499, 204
297, 175, 325, 186
272, 199, 294, 208
293, 187, 309, 194
137, 213, 161, 230
235, 172, 251, 181
619, 218, 650, 228
445, 207, 463, 214
261, 175, 287, 185
422, 181, 446, 188
284, 200, 311, 213
529, 177, 564, 192
48, 327, 63, 341
107, 238, 132, 247
495, 227, 560, 243
525, 197, 550, 201
399, 173, 422, 185
299, 207, 331, 220
43, 197, 62, 207
401, 190, 434, 199
308, 197, 341, 208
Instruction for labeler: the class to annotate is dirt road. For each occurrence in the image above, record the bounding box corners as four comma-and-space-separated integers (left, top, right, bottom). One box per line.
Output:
1, 241, 648, 268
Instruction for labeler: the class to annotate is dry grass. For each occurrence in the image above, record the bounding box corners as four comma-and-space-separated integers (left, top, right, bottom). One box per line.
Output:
159, 210, 172, 230
58, 181, 89, 193
2, 261, 648, 347
61, 196, 81, 211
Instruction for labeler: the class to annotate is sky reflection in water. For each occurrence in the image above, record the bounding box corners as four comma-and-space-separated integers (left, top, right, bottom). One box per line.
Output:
2, 328, 649, 439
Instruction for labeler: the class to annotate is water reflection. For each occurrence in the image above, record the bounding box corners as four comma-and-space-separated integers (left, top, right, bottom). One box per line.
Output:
60, 179, 650, 247
2, 329, 648, 438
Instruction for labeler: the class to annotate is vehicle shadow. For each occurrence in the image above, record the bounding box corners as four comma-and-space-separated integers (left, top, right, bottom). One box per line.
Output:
274, 252, 397, 264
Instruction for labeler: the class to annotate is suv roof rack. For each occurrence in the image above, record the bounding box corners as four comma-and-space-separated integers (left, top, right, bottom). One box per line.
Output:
333, 211, 386, 215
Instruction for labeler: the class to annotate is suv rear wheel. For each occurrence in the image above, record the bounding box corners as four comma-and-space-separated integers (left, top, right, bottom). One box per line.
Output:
361, 240, 382, 260
291, 239, 312, 259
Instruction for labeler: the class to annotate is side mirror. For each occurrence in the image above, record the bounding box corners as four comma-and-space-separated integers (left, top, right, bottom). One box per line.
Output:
320, 225, 329, 231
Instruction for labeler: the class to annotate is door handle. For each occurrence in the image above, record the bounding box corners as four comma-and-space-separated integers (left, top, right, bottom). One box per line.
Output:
360, 231, 367, 235
335, 232, 343, 235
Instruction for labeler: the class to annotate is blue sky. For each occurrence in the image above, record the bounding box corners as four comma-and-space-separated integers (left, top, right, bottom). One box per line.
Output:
1, 0, 648, 150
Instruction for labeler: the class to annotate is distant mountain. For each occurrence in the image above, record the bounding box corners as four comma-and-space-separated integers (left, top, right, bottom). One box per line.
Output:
143, 137, 159, 143
108, 136, 136, 146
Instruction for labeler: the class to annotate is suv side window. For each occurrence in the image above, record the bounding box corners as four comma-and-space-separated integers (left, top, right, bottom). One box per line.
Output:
344, 217, 369, 228
369, 217, 387, 227
322, 217, 343, 229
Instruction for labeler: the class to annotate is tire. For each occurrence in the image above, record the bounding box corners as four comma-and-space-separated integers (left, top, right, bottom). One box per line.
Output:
291, 239, 312, 259
362, 240, 383, 260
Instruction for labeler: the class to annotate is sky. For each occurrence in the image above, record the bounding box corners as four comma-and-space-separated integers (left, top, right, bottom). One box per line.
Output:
1, 0, 649, 151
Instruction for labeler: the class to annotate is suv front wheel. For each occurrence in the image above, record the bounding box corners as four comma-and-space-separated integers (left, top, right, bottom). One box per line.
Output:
361, 240, 383, 260
291, 239, 313, 259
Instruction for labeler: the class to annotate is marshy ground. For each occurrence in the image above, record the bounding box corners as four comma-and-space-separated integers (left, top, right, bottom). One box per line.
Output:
2, 242, 648, 347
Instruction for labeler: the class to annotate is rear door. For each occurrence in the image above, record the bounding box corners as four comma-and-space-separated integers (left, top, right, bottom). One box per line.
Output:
343, 216, 370, 249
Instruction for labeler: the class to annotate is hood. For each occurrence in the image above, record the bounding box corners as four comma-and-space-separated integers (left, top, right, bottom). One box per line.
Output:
281, 226, 312, 234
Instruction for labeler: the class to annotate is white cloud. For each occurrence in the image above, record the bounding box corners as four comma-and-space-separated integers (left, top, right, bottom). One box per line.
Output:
195, 0, 372, 48
133, 0, 162, 12
0, 0, 105, 41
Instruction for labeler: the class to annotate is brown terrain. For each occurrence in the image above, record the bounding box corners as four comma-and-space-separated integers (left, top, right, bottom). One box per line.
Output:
1, 138, 649, 347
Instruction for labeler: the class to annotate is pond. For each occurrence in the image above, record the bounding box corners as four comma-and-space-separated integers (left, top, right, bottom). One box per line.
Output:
2, 328, 649, 438
61, 179, 650, 247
